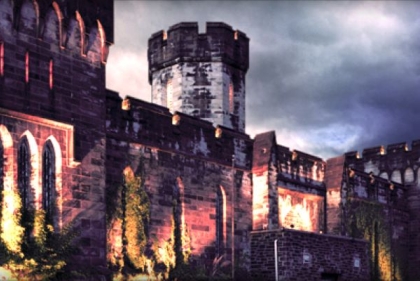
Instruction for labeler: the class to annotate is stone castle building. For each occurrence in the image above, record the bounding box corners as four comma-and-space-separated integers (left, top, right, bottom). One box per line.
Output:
0, 1, 417, 280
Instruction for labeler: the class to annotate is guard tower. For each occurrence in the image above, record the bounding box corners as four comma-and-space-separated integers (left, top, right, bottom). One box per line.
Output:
148, 22, 249, 132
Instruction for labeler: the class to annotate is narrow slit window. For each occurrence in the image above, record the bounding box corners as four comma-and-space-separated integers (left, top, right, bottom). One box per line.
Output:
166, 78, 173, 111
42, 142, 55, 221
0, 42, 4, 77
49, 59, 54, 90
25, 51, 29, 83
216, 186, 226, 256
229, 82, 234, 114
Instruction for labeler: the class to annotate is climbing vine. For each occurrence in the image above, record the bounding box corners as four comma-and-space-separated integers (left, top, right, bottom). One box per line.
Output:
345, 198, 407, 281
107, 166, 151, 279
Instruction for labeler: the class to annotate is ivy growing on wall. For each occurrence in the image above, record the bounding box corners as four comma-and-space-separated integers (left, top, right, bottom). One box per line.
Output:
345, 198, 407, 281
106, 166, 151, 279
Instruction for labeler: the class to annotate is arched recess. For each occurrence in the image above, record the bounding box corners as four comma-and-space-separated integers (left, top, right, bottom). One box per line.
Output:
85, 23, 102, 65
19, 0, 39, 36
0, 125, 14, 192
0, 0, 14, 33
216, 185, 227, 256
97, 20, 108, 63
379, 172, 389, 180
19, 130, 39, 210
85, 19, 108, 64
43, 135, 62, 230
42, 2, 63, 47
64, 11, 85, 55
404, 167, 414, 184
391, 170, 402, 184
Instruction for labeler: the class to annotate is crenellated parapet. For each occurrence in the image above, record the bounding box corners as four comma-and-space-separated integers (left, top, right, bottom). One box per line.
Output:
0, 0, 113, 160
0, 0, 112, 63
344, 140, 420, 186
148, 22, 249, 82
276, 145, 325, 191
105, 90, 253, 170
345, 167, 406, 207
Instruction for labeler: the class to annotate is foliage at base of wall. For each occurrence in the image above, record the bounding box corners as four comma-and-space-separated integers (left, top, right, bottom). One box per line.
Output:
345, 199, 408, 281
0, 189, 77, 280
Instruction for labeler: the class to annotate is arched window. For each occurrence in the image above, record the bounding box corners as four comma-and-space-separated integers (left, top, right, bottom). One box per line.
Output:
18, 137, 30, 212
216, 186, 226, 256
42, 141, 55, 220
404, 167, 414, 183
391, 170, 402, 184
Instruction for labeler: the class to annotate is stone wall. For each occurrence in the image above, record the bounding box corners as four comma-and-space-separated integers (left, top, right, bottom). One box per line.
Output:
106, 91, 253, 266
250, 229, 370, 281
0, 0, 112, 272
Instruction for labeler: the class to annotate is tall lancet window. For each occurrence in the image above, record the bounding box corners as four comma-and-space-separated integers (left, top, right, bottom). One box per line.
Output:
49, 59, 54, 90
25, 51, 29, 83
0, 42, 4, 77
216, 186, 226, 256
18, 137, 30, 212
42, 141, 55, 221
166, 78, 173, 112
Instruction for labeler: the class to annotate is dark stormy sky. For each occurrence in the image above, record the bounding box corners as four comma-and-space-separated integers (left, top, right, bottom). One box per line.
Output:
106, 1, 420, 159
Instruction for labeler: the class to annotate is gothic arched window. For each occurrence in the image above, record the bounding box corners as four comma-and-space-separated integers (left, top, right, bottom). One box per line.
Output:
18, 137, 30, 211
42, 141, 55, 220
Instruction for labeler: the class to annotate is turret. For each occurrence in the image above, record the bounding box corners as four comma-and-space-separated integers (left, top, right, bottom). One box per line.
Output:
148, 22, 249, 132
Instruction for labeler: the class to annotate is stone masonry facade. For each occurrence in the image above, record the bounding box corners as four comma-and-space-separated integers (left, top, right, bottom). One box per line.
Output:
0, 1, 419, 280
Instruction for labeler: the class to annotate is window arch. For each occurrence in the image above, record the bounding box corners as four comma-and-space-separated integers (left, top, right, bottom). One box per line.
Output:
18, 137, 30, 212
391, 170, 402, 184
216, 186, 226, 256
42, 141, 55, 221
404, 167, 414, 183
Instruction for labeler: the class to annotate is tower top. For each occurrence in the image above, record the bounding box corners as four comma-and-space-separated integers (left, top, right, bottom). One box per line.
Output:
11, 0, 114, 44
148, 22, 249, 84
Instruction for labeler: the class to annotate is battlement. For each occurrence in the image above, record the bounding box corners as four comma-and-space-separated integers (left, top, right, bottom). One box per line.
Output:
106, 91, 253, 170
345, 167, 406, 208
0, 0, 112, 64
148, 22, 249, 83
345, 139, 420, 160
277, 145, 325, 190
343, 140, 420, 185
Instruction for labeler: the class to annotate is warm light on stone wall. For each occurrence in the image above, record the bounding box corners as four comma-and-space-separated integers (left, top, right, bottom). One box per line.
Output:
278, 188, 323, 232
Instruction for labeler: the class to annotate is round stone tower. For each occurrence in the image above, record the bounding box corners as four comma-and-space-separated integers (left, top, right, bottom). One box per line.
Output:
148, 22, 249, 132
